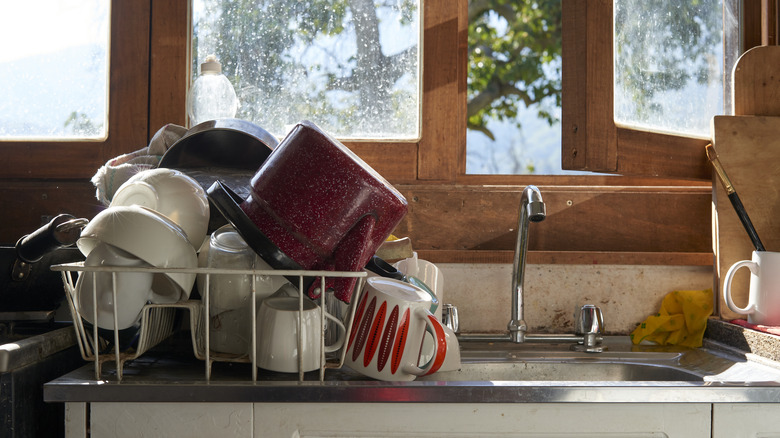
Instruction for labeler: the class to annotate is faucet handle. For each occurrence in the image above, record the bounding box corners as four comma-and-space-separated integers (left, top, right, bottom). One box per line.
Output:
441, 304, 459, 334
572, 304, 606, 352
574, 304, 604, 336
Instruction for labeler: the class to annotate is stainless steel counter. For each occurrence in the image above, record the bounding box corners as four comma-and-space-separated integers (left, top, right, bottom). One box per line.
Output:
44, 333, 780, 404
0, 325, 77, 372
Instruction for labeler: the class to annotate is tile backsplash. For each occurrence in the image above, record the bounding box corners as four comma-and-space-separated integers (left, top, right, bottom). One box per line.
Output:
438, 263, 713, 335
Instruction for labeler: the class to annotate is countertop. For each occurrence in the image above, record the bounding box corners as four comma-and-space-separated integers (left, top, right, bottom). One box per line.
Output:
44, 319, 780, 404
705, 318, 780, 363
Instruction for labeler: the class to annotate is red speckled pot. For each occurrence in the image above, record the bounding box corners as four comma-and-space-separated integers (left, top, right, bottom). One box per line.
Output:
239, 121, 408, 303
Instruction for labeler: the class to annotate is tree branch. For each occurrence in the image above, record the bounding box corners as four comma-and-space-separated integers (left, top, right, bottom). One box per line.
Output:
466, 121, 496, 141
467, 75, 533, 119
468, 0, 515, 23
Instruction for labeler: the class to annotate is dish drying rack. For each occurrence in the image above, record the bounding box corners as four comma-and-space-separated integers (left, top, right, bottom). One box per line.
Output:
52, 262, 366, 382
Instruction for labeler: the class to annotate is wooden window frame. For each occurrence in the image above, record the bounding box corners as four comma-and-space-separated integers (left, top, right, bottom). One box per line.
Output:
3, 0, 773, 264
561, 0, 726, 180
560, 0, 777, 179
0, 1, 152, 180
145, 0, 717, 266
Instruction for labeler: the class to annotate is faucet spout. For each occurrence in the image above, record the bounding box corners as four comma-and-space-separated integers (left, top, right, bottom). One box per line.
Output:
508, 185, 546, 343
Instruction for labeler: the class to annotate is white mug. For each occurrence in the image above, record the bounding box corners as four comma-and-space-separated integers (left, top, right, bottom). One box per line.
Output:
77, 242, 155, 330
394, 253, 443, 320
256, 296, 346, 373
110, 168, 210, 250
345, 277, 447, 381
423, 322, 460, 372
724, 251, 780, 325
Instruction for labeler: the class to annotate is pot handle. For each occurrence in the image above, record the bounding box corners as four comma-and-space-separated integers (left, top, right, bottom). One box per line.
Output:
13, 214, 88, 282
323, 214, 377, 303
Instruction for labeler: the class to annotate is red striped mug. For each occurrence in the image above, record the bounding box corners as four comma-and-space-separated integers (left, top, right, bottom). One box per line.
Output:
344, 277, 447, 381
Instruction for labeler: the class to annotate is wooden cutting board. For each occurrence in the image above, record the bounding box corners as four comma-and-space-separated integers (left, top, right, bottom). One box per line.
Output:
733, 46, 780, 116
713, 45, 780, 320
712, 115, 780, 320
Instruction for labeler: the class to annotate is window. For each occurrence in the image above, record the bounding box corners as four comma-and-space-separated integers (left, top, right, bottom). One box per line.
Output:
465, 0, 736, 175
614, 0, 735, 138
0, 0, 110, 140
0, 1, 151, 180
191, 0, 421, 140
12, 0, 760, 262
465, 1, 565, 175
561, 0, 741, 179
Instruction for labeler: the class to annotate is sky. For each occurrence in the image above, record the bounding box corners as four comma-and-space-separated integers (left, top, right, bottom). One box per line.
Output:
0, 0, 109, 138
3, 0, 109, 62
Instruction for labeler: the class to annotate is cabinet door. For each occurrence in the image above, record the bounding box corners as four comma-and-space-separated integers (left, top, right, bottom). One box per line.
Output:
89, 402, 253, 438
254, 402, 711, 437
713, 403, 780, 438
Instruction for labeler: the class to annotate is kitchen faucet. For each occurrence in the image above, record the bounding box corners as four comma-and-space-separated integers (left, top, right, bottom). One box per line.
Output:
457, 185, 606, 352
508, 185, 546, 343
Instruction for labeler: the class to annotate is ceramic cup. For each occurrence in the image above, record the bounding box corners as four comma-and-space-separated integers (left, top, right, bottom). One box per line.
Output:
344, 277, 447, 381
77, 205, 198, 302
111, 168, 210, 250
238, 120, 408, 303
724, 251, 780, 325
394, 253, 443, 321
394, 253, 445, 366
422, 323, 461, 372
76, 242, 155, 330
256, 296, 346, 373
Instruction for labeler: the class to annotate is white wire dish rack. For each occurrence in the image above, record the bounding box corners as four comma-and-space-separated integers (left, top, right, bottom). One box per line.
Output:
52, 262, 366, 382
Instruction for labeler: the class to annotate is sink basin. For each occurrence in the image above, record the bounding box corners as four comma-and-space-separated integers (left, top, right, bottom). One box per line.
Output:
413, 336, 780, 383
0, 325, 78, 372
0, 325, 83, 437
44, 334, 780, 406
417, 361, 703, 381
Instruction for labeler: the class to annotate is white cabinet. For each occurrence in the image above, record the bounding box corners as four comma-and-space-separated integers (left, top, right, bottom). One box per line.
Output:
83, 402, 253, 438
712, 403, 780, 438
71, 401, 715, 437
253, 403, 711, 437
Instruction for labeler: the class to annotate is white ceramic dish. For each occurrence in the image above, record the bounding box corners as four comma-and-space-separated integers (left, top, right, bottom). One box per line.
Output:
111, 168, 209, 249
78, 205, 198, 300
76, 243, 153, 330
256, 296, 345, 373
394, 253, 443, 320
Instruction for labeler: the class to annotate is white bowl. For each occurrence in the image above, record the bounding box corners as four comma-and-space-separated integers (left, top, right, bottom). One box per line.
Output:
78, 205, 198, 300
76, 242, 153, 330
111, 168, 209, 249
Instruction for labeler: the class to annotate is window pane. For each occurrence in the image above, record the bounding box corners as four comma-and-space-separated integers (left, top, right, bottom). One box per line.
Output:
614, 0, 735, 137
466, 1, 575, 175
0, 0, 109, 140
192, 0, 421, 140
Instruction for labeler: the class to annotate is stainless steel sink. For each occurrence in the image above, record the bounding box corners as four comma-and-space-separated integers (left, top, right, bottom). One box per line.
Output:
0, 326, 77, 372
44, 334, 780, 405
0, 325, 82, 437
417, 361, 704, 381
414, 336, 780, 383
